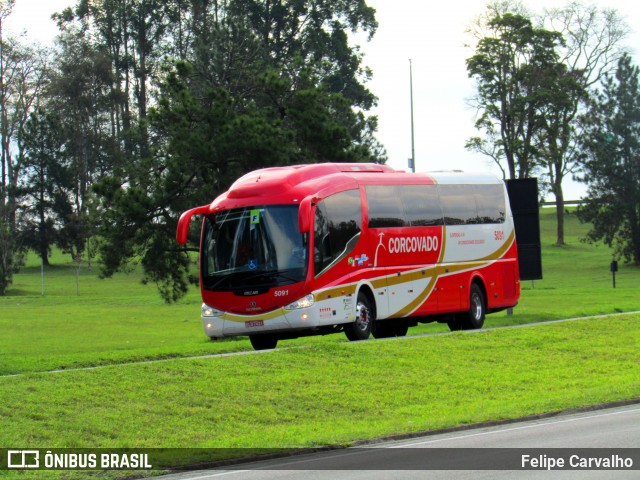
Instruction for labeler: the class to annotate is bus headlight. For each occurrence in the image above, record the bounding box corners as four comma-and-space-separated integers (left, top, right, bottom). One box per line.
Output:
202, 303, 223, 317
284, 294, 314, 310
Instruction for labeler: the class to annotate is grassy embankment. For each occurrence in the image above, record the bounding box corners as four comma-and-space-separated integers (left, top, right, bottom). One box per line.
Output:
0, 208, 638, 476
1, 208, 638, 375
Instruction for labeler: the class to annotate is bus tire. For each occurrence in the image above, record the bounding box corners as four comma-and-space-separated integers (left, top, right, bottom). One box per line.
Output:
249, 334, 278, 350
345, 292, 373, 341
394, 322, 409, 337
372, 320, 394, 339
460, 283, 486, 330
373, 320, 409, 338
447, 315, 462, 331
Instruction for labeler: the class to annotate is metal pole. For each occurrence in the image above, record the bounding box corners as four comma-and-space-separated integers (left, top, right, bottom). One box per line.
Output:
409, 59, 416, 173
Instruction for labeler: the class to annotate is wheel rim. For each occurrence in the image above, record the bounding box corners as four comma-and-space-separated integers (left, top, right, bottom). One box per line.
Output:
355, 301, 370, 332
471, 292, 483, 321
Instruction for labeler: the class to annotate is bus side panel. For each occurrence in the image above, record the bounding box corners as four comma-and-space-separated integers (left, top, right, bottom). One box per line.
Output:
502, 262, 518, 302
441, 272, 465, 313
403, 268, 439, 318
465, 250, 519, 312
490, 242, 520, 308
308, 232, 366, 325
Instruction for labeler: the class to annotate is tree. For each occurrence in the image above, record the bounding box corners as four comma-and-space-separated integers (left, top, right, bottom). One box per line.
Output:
47, 26, 118, 264
0, 1, 49, 294
538, 1, 628, 245
577, 54, 640, 265
21, 108, 66, 266
0, 0, 17, 295
533, 61, 585, 245
92, 0, 384, 302
466, 12, 565, 180
467, 2, 629, 246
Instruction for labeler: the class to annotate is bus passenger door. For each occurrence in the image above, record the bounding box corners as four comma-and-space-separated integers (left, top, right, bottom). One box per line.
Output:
385, 269, 417, 319
361, 229, 409, 319
368, 230, 422, 319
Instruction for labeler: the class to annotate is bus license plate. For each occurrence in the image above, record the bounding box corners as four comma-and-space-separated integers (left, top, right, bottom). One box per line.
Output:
245, 320, 264, 328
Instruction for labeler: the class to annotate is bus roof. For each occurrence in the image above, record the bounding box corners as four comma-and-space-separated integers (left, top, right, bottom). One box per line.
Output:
427, 170, 505, 185
210, 163, 503, 211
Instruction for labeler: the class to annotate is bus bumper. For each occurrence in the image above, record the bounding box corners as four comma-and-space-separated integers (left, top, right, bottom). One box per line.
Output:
201, 304, 319, 338
201, 297, 352, 338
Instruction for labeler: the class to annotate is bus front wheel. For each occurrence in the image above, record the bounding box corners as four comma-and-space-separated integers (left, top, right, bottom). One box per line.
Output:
345, 293, 373, 341
249, 334, 278, 350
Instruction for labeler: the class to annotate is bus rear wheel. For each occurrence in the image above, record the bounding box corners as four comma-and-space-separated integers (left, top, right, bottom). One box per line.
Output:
249, 334, 278, 350
447, 283, 486, 331
345, 292, 373, 341
462, 283, 486, 330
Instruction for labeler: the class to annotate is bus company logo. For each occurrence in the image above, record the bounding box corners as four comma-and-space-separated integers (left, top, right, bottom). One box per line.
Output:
246, 301, 261, 312
8, 450, 39, 469
352, 254, 369, 266
388, 235, 439, 254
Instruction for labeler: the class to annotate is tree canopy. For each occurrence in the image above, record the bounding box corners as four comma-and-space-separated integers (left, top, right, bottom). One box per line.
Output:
466, 12, 566, 180
70, 0, 384, 301
578, 54, 640, 265
466, 1, 628, 246
0, 0, 384, 298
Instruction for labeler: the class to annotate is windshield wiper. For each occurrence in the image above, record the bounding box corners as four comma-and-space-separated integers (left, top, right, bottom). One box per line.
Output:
269, 271, 302, 283
242, 270, 302, 285
205, 269, 303, 292
204, 271, 246, 290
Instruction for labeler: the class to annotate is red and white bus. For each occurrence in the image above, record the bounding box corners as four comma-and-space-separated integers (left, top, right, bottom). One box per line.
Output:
176, 163, 520, 350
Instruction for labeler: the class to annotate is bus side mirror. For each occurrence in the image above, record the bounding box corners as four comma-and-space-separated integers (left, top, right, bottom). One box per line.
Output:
176, 205, 211, 245
298, 196, 314, 233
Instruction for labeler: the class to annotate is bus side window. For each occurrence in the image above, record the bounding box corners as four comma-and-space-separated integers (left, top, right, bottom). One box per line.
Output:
366, 185, 406, 228
474, 184, 506, 224
314, 190, 362, 277
439, 184, 478, 225
314, 203, 330, 271
402, 185, 444, 226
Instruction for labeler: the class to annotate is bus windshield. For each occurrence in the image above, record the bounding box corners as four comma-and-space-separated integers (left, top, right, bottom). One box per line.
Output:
201, 205, 308, 292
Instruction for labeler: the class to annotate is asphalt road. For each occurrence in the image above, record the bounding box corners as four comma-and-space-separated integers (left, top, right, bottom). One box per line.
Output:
155, 402, 640, 480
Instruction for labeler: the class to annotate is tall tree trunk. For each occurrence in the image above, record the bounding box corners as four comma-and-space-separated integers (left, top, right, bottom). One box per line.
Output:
631, 206, 640, 265
38, 166, 49, 266
137, 11, 149, 158
551, 153, 566, 246
553, 181, 565, 246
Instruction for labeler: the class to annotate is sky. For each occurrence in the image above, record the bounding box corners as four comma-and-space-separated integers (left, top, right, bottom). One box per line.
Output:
5, 0, 640, 200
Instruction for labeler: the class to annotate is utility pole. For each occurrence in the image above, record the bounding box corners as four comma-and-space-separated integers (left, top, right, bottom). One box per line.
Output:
409, 59, 416, 172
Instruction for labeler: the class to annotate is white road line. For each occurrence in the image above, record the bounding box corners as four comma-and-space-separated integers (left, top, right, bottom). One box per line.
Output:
393, 406, 640, 447
176, 469, 252, 479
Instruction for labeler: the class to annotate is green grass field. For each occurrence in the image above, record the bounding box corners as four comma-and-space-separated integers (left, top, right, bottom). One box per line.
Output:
1, 208, 639, 477
1, 209, 638, 375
